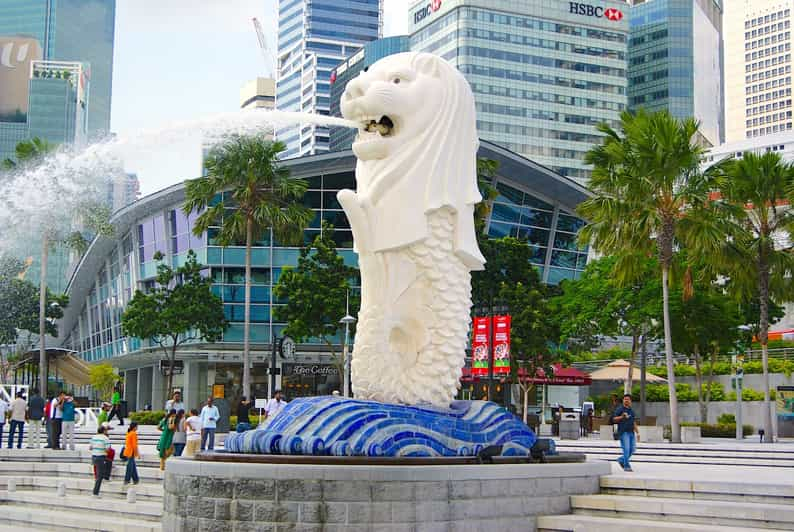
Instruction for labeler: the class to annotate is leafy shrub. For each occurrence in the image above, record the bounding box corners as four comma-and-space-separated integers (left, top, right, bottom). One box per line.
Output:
702, 381, 725, 401
726, 388, 777, 401
129, 410, 166, 425
717, 413, 736, 424
648, 366, 667, 377
680, 422, 753, 437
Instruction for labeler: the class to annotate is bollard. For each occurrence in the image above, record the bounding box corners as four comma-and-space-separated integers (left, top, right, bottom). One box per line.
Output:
7, 478, 16, 492
56, 481, 66, 497
126, 486, 137, 504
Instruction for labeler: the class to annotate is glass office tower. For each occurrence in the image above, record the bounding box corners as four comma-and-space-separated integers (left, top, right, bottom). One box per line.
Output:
276, 0, 383, 159
627, 0, 724, 146
408, 0, 629, 184
0, 0, 116, 136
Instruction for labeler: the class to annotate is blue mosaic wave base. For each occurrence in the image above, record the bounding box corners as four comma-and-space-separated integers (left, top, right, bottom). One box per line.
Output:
224, 397, 537, 457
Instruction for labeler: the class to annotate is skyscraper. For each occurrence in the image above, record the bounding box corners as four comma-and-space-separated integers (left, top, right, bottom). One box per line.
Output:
724, 0, 793, 142
408, 0, 629, 184
627, 0, 724, 147
240, 78, 276, 111
275, 0, 382, 159
0, 0, 116, 137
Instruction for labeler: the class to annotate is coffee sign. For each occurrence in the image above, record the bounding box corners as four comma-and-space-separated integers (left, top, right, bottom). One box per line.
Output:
286, 364, 339, 377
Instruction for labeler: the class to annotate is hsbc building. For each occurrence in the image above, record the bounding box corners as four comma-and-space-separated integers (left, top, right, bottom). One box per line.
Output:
408, 0, 628, 184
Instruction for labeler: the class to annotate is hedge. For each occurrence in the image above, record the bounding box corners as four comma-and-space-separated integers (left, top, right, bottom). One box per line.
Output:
129, 410, 166, 425
680, 422, 754, 437
648, 359, 794, 378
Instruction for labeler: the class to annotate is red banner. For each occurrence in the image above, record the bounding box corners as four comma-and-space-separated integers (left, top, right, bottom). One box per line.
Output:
492, 315, 511, 375
471, 316, 490, 376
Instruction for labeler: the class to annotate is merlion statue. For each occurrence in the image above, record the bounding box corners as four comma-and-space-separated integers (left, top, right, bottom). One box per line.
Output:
337, 52, 486, 406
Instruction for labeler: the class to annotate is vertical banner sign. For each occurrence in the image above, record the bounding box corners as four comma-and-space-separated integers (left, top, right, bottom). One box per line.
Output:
471, 316, 491, 376
493, 315, 511, 375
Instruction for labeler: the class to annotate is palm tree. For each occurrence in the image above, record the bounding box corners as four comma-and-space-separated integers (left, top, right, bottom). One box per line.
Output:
184, 137, 313, 399
578, 110, 723, 443
716, 151, 794, 442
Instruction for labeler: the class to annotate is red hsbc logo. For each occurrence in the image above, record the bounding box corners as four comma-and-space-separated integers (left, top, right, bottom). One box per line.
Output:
414, 0, 442, 24
569, 2, 623, 21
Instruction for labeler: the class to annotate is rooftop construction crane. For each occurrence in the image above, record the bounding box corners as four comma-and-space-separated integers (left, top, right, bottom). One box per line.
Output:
252, 17, 276, 78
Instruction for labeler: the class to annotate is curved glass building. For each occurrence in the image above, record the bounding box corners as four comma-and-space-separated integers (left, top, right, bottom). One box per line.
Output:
56, 143, 590, 411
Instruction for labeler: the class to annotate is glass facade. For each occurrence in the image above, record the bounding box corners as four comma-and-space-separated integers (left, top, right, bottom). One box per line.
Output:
0, 0, 116, 136
409, 0, 628, 184
329, 35, 410, 151
628, 0, 723, 145
275, 0, 382, 158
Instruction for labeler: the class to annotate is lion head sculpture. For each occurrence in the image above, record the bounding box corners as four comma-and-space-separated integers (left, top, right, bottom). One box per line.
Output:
339, 52, 485, 270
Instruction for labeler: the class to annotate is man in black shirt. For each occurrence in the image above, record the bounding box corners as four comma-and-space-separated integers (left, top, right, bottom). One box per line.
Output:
236, 396, 251, 432
27, 388, 46, 449
611, 393, 640, 471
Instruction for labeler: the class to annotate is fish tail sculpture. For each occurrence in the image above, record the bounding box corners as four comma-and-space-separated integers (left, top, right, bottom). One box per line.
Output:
338, 52, 486, 407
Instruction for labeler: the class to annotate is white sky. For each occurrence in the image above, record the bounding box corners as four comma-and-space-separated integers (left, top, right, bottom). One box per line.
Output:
110, 0, 410, 195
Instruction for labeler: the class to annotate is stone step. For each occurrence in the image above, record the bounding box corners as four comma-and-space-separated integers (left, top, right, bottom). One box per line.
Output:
0, 449, 163, 468
0, 475, 164, 501
569, 451, 794, 468
600, 475, 794, 505
557, 446, 794, 460
0, 461, 165, 483
1, 504, 162, 531
0, 489, 163, 520
538, 514, 790, 531
571, 494, 794, 529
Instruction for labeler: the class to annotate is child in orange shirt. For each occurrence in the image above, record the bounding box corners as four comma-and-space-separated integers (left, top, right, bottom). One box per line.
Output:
123, 422, 140, 485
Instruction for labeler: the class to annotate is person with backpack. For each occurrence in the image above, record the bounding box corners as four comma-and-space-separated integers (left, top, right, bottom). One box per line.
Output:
90, 424, 111, 497
122, 422, 140, 485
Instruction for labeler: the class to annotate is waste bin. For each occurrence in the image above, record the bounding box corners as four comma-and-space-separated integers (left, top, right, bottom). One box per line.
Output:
119, 400, 129, 419
559, 412, 580, 440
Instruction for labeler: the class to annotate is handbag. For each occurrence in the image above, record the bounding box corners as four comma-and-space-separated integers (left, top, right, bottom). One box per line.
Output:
119, 445, 128, 461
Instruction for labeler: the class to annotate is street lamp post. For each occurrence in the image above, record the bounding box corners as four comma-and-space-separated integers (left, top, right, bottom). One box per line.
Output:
270, 334, 295, 399
340, 292, 356, 398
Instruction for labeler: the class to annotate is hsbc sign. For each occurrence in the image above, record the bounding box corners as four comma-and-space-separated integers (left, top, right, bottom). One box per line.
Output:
414, 0, 443, 24
569, 2, 624, 21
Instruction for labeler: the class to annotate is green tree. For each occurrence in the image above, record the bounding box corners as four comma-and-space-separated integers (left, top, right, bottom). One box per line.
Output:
121, 250, 228, 395
578, 110, 723, 442
1, 137, 56, 170
273, 224, 359, 380
667, 273, 743, 422
184, 137, 313, 398
472, 237, 560, 421
552, 255, 660, 393
474, 158, 499, 233
716, 151, 794, 440
89, 362, 119, 402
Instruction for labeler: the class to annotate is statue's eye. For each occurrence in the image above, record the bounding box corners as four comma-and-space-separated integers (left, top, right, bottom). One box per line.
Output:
392, 77, 401, 84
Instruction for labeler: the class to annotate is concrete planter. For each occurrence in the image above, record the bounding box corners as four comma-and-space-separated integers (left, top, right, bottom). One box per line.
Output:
162, 457, 609, 531
638, 425, 664, 443
681, 426, 702, 443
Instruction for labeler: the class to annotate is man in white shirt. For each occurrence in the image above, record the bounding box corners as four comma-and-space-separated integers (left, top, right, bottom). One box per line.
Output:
265, 390, 288, 420
199, 397, 220, 451
8, 391, 27, 449
50, 392, 64, 450
164, 391, 185, 413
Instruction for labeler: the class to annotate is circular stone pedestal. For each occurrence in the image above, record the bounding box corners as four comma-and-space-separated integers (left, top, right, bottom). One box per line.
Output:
163, 457, 609, 531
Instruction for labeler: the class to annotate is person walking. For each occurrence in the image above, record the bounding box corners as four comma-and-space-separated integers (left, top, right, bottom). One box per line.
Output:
27, 388, 45, 449
90, 425, 111, 497
123, 422, 140, 485
184, 408, 202, 457
97, 402, 110, 426
199, 397, 219, 451
164, 391, 184, 413
172, 409, 187, 457
8, 391, 27, 449
265, 390, 287, 420
236, 396, 251, 432
611, 393, 640, 472
61, 393, 76, 451
108, 387, 123, 426
50, 391, 65, 450
156, 409, 176, 471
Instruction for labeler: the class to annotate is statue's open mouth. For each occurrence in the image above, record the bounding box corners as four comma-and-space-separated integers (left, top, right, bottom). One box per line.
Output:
358, 115, 395, 137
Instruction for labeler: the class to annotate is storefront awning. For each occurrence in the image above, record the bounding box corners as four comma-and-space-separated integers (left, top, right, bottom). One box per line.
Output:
20, 348, 92, 386
460, 363, 592, 386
